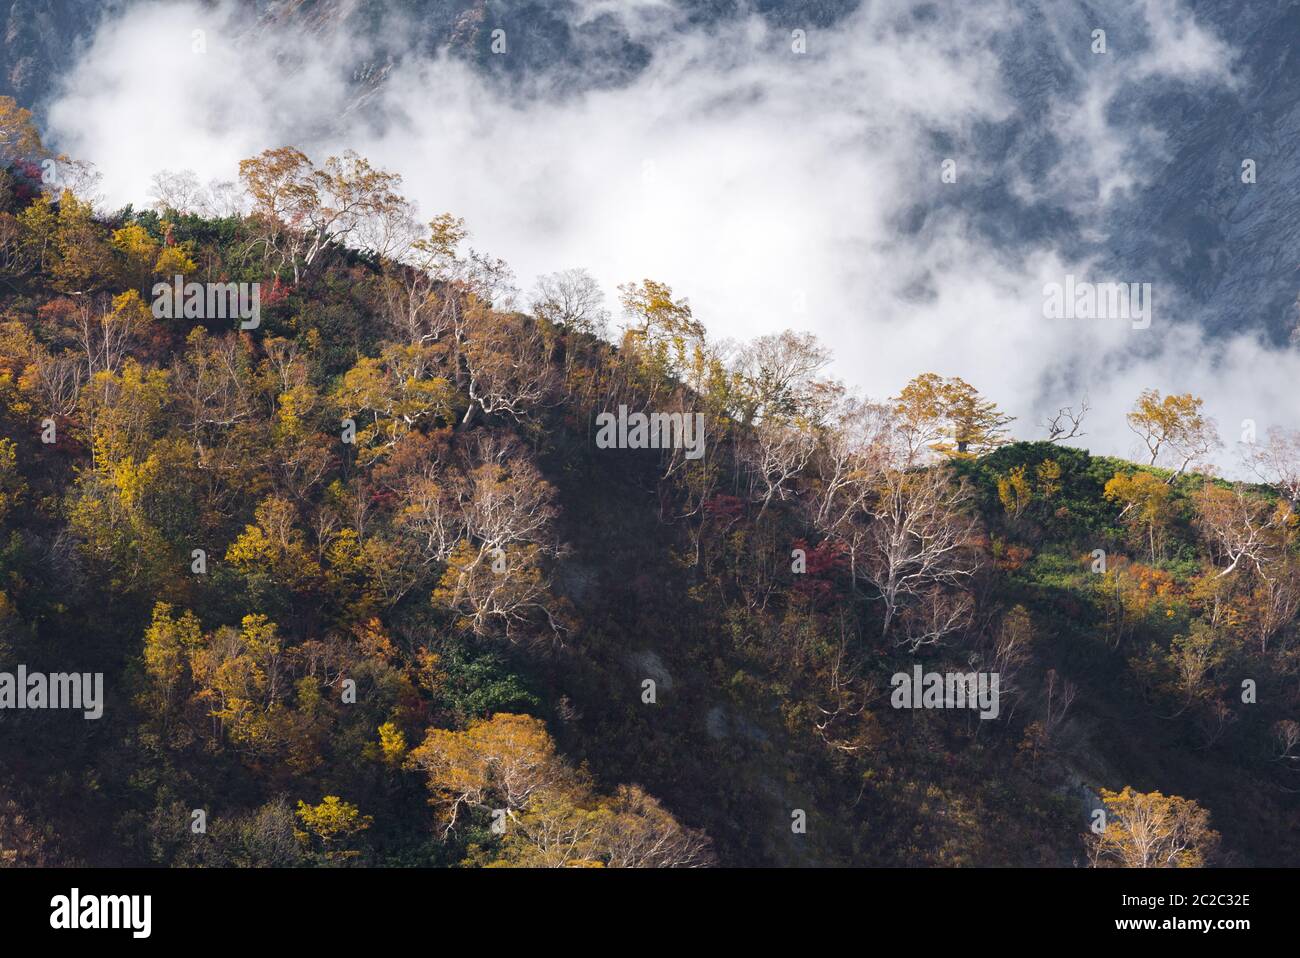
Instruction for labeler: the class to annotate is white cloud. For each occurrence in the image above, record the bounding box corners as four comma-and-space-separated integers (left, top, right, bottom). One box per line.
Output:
44, 0, 1290, 473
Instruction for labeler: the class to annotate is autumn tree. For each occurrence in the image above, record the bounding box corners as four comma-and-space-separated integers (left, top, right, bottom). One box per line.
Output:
1104, 470, 1173, 562
0, 790, 56, 867
188, 614, 294, 757
377, 722, 407, 766
50, 191, 115, 294
1087, 786, 1219, 868
141, 602, 204, 716
225, 496, 323, 598
295, 796, 372, 863
15, 191, 56, 271
152, 236, 197, 278
996, 465, 1033, 520
893, 373, 1013, 461
239, 147, 406, 283
619, 279, 701, 345
68, 361, 191, 592
1035, 458, 1062, 500
406, 713, 713, 866
459, 305, 559, 426
1095, 558, 1181, 650
331, 344, 459, 462
1126, 389, 1219, 477
0, 96, 44, 164
618, 279, 705, 385
1131, 619, 1227, 720
490, 784, 714, 868
268, 383, 332, 504
169, 329, 270, 523
0, 438, 21, 526
110, 223, 160, 292
406, 712, 574, 836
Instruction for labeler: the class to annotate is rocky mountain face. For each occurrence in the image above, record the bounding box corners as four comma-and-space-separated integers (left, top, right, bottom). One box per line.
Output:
0, 0, 113, 109
1111, 1, 1300, 342
903, 0, 1300, 344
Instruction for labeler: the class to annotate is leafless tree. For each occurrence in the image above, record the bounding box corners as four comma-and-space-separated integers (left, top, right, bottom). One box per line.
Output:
205, 179, 246, 218
149, 168, 208, 214
0, 212, 26, 274
987, 605, 1034, 706
171, 332, 256, 440
1247, 557, 1300, 654
860, 465, 982, 649
1193, 483, 1282, 579
1043, 668, 1077, 735
261, 337, 309, 397
1245, 427, 1300, 505
805, 396, 896, 541
739, 417, 817, 516
26, 348, 85, 418
465, 249, 518, 310
150, 168, 246, 218
453, 435, 560, 553
399, 434, 561, 567
1042, 396, 1089, 443
73, 295, 139, 380
813, 615, 871, 753
732, 330, 833, 428
1273, 720, 1300, 765
531, 268, 610, 336
436, 541, 569, 644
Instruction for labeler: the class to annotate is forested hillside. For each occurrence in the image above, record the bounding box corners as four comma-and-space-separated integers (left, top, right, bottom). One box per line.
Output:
0, 99, 1296, 868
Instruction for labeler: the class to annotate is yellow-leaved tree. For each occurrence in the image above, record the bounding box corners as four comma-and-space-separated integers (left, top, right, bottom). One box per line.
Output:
1104, 470, 1173, 562
1086, 786, 1219, 867
1126, 389, 1219, 477
893, 372, 1014, 461
295, 796, 372, 864
0, 96, 44, 163
406, 713, 714, 867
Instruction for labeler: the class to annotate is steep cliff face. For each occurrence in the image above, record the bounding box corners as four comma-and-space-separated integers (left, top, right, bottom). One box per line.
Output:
905, 0, 1300, 344
2, 0, 854, 108
1076, 1, 1300, 342
0, 0, 111, 109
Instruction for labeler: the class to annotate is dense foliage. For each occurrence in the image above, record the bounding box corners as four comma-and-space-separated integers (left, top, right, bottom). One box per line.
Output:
0, 103, 1296, 867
